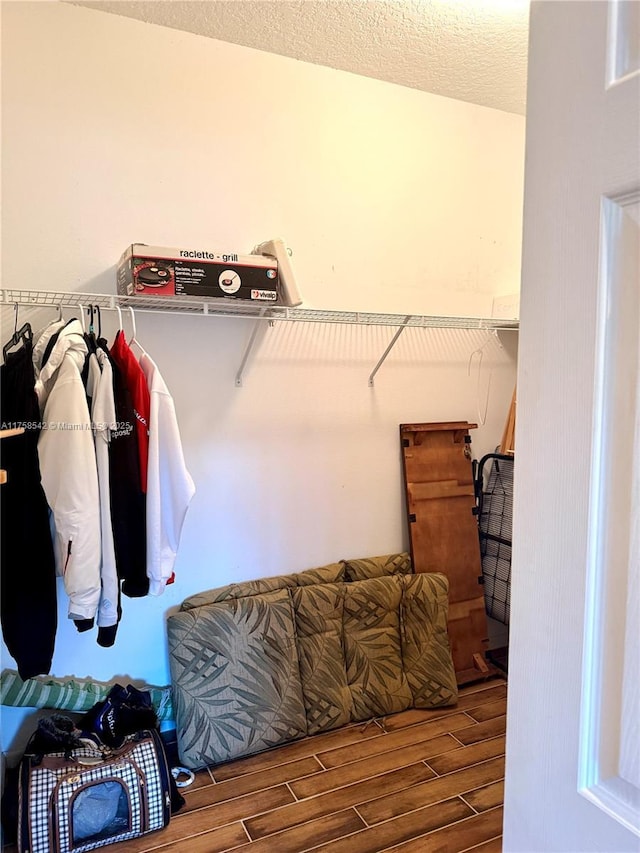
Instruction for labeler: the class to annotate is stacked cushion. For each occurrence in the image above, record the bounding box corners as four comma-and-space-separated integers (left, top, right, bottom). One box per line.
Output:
342, 552, 413, 582
168, 552, 458, 769
168, 588, 307, 768
180, 562, 345, 610
401, 573, 458, 708
292, 583, 352, 735
343, 576, 413, 721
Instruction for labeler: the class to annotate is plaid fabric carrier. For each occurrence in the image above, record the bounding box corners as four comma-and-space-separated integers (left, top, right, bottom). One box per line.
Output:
18, 729, 171, 853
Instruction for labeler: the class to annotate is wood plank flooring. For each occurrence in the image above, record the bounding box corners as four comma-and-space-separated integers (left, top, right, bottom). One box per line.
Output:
115, 677, 507, 853
3, 678, 506, 852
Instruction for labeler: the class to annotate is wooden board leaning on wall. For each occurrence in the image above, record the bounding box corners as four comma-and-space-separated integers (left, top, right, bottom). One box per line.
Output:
400, 422, 497, 685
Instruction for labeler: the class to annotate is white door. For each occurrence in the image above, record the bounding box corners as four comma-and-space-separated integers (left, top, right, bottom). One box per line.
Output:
504, 1, 640, 851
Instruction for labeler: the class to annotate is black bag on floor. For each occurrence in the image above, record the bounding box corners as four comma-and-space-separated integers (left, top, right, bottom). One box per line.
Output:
78, 683, 158, 748
17, 722, 172, 853
79, 683, 185, 813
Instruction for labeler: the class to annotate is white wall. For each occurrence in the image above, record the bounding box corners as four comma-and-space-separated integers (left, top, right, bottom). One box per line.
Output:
0, 2, 523, 753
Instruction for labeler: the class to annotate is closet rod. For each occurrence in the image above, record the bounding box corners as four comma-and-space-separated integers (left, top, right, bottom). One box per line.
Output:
0, 289, 520, 332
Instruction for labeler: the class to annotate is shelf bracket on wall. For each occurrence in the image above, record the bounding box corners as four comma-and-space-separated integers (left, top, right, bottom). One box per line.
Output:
235, 308, 269, 387
0, 288, 519, 389
368, 316, 411, 387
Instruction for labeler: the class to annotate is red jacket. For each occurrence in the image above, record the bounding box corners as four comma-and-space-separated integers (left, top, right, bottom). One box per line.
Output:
110, 331, 150, 493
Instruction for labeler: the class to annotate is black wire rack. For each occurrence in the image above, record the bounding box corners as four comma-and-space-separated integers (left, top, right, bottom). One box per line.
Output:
476, 453, 514, 627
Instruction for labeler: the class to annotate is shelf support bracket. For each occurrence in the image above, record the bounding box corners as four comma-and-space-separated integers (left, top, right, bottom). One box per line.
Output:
235, 309, 268, 387
368, 316, 411, 387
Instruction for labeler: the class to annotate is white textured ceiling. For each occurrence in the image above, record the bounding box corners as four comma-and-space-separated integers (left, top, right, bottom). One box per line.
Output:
69, 0, 529, 115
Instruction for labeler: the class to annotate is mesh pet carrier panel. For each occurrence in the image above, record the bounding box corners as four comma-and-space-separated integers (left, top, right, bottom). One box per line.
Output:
477, 454, 514, 626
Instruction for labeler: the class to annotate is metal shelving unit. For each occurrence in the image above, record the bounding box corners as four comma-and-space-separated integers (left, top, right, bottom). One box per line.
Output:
1, 288, 519, 385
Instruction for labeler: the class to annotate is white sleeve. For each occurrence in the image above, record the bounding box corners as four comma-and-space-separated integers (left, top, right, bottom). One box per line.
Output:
144, 360, 195, 596
92, 356, 120, 628
38, 364, 101, 621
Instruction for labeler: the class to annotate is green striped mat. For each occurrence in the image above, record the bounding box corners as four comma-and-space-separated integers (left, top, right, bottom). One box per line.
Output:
0, 669, 173, 722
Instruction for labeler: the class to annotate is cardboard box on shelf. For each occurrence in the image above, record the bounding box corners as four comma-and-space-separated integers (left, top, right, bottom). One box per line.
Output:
117, 244, 279, 303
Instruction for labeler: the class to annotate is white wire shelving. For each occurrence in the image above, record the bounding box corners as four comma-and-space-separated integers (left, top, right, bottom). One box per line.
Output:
0, 288, 519, 385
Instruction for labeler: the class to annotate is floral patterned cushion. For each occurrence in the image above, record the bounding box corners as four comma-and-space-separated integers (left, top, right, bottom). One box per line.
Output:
169, 563, 458, 769
292, 583, 352, 735
342, 552, 413, 582
168, 589, 307, 768
400, 573, 458, 708
343, 576, 413, 721
180, 562, 345, 611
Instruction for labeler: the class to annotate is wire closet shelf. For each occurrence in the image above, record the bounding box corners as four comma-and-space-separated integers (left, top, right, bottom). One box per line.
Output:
0, 289, 520, 331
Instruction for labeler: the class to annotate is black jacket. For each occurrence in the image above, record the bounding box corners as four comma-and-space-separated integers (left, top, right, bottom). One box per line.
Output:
1, 341, 57, 678
99, 339, 148, 599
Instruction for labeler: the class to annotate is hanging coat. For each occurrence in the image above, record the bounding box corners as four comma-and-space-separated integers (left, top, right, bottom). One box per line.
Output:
85, 348, 120, 646
110, 330, 150, 494
139, 353, 195, 595
99, 337, 148, 599
33, 319, 101, 629
0, 340, 57, 678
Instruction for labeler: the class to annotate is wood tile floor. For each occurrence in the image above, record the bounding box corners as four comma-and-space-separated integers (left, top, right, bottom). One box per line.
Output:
113, 677, 507, 853
3, 678, 506, 852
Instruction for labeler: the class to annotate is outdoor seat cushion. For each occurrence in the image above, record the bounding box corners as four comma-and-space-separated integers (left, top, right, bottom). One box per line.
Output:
180, 562, 345, 611
343, 576, 413, 720
169, 560, 457, 770
400, 573, 458, 708
342, 552, 413, 582
291, 583, 352, 735
168, 588, 307, 768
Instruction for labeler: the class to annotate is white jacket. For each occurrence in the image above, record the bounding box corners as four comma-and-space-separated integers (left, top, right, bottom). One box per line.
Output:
34, 320, 101, 622
86, 349, 119, 629
139, 352, 195, 595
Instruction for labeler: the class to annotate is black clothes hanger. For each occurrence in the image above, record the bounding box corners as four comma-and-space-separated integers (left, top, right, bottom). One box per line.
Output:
85, 305, 98, 355
92, 306, 109, 366
3, 305, 33, 361
82, 305, 107, 392
96, 304, 111, 357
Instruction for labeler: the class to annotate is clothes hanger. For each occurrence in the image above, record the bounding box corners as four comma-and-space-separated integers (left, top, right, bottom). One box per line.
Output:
86, 305, 97, 354
94, 305, 108, 351
3, 304, 33, 361
467, 330, 500, 426
95, 306, 113, 356
128, 306, 147, 356
127, 305, 136, 345
77, 304, 86, 333
109, 303, 124, 348
33, 302, 65, 342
